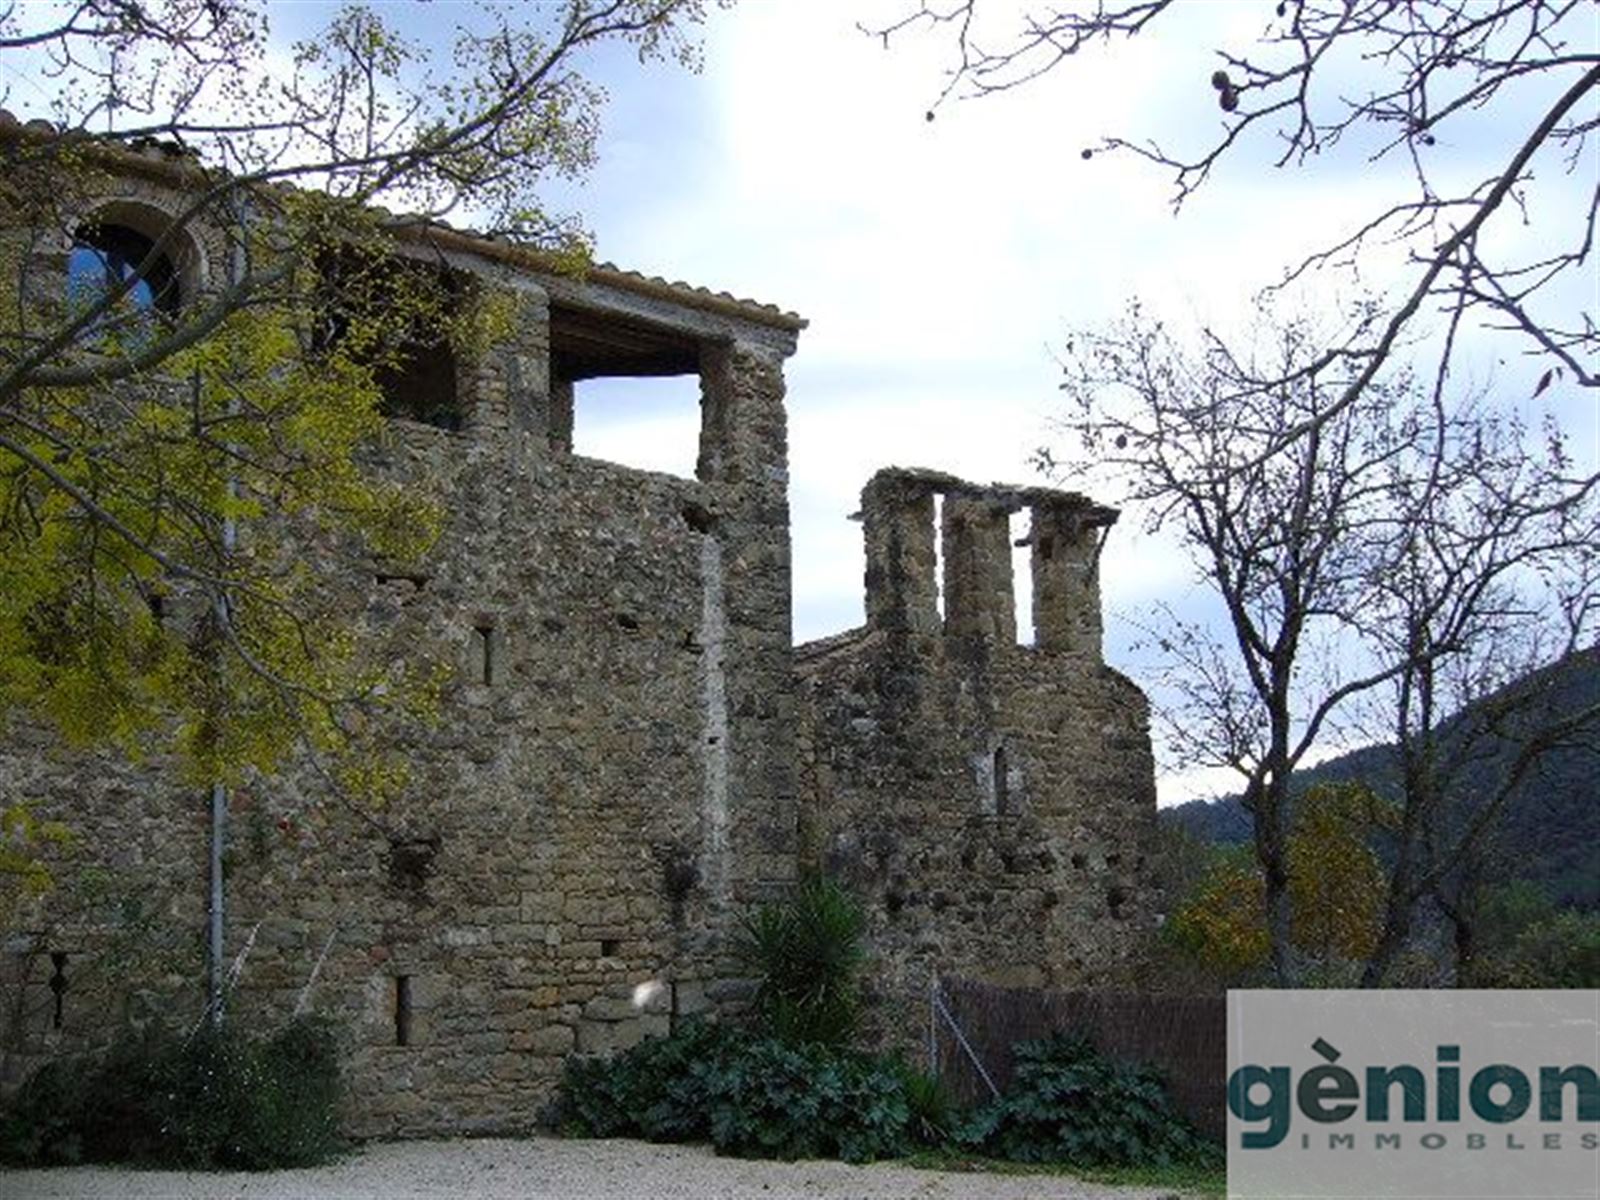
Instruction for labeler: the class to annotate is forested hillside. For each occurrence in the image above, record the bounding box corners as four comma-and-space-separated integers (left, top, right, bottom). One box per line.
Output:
1162, 648, 1600, 909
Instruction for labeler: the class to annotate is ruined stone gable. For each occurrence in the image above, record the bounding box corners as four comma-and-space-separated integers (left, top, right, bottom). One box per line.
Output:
0, 145, 1156, 1135
795, 469, 1158, 1052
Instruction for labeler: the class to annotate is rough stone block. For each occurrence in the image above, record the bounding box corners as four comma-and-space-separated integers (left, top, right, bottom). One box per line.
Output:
674, 979, 710, 1018
530, 1024, 575, 1055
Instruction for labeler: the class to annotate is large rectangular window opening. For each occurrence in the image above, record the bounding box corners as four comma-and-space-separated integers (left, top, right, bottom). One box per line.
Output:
551, 305, 701, 478
569, 376, 703, 477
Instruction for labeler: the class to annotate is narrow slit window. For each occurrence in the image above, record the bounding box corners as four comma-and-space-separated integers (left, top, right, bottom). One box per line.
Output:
48, 952, 68, 1030
395, 974, 412, 1046
472, 624, 495, 686
993, 746, 1010, 815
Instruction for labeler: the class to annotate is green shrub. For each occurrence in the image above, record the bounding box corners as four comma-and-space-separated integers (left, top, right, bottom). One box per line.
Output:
1471, 910, 1600, 988
558, 1018, 738, 1142
956, 1034, 1218, 1169
0, 1016, 344, 1170
702, 1036, 910, 1162
737, 874, 863, 1047
0, 1051, 90, 1166
558, 1020, 912, 1163
231, 1017, 344, 1167
559, 1023, 1217, 1171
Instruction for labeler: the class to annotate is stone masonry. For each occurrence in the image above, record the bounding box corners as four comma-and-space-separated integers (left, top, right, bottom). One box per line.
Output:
795, 469, 1158, 1053
0, 140, 1157, 1135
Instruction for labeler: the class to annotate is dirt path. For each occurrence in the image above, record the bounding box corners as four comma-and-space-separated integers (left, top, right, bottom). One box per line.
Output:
3, 1135, 1193, 1199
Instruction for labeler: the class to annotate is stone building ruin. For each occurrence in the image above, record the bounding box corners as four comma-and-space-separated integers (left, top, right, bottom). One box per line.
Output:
0, 127, 1158, 1135
796, 470, 1158, 1033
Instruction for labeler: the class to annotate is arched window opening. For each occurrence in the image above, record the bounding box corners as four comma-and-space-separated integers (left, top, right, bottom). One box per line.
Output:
68, 223, 180, 321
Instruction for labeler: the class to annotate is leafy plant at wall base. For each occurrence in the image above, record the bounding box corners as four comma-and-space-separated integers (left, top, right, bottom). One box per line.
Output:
557, 1022, 913, 1163
956, 1034, 1218, 1169
896, 1061, 955, 1147
558, 1018, 738, 1141
702, 1036, 911, 1163
558, 1023, 1216, 1170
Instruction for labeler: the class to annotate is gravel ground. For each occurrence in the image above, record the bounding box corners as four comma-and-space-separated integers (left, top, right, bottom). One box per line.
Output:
2, 1136, 1194, 1199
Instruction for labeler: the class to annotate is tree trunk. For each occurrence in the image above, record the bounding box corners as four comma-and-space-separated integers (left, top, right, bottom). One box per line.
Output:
1264, 860, 1295, 985
1451, 910, 1477, 986
1251, 774, 1297, 986
1361, 897, 1412, 987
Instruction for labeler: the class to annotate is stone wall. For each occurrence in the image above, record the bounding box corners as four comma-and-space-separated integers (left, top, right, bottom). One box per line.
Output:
0, 150, 1159, 1137
795, 468, 1157, 1052
0, 196, 801, 1136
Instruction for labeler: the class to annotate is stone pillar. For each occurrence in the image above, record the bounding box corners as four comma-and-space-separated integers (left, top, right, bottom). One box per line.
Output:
942, 493, 1016, 643
1030, 500, 1107, 657
485, 287, 545, 438
696, 342, 797, 911
547, 379, 574, 452
861, 472, 939, 636
480, 285, 561, 449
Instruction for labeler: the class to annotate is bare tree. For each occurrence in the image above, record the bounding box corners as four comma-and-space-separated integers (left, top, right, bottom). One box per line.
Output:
871, 0, 1598, 453
875, 0, 1599, 984
1055, 302, 1597, 984
1053, 303, 1420, 983
1354, 403, 1600, 983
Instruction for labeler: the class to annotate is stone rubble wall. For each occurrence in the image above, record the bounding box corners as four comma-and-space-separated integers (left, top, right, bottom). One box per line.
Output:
0, 191, 798, 1136
795, 468, 1157, 1056
1, 165, 1157, 1138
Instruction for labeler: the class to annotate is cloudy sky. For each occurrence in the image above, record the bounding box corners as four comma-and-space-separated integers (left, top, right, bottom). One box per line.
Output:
9, 1, 1593, 801
563, 0, 1344, 653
